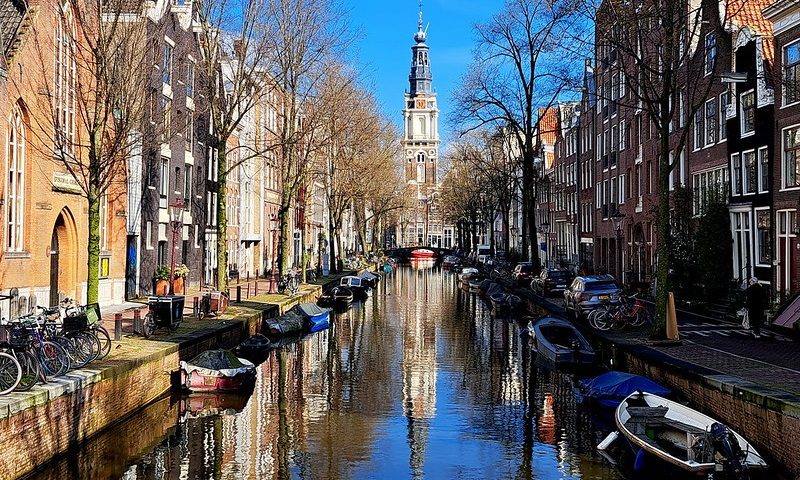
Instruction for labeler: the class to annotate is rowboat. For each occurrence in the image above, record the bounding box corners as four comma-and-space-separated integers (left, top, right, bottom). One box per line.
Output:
179, 350, 256, 392
340, 276, 369, 300
530, 317, 595, 366
613, 392, 767, 476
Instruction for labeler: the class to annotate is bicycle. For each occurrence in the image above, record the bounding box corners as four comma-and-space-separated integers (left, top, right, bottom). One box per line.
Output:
59, 299, 111, 360
277, 270, 300, 296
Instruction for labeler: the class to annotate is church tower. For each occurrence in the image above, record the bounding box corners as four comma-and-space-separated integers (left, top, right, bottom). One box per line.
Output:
402, 4, 439, 187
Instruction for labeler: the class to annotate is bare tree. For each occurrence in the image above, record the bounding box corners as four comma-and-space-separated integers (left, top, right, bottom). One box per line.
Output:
264, 0, 349, 275
582, 0, 744, 337
452, 0, 587, 267
25, 0, 151, 303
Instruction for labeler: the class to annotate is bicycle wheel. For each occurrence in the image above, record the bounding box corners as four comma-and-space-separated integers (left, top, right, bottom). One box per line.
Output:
37, 341, 70, 377
277, 279, 287, 295
93, 326, 111, 359
52, 335, 86, 370
0, 352, 21, 394
72, 332, 101, 365
630, 308, 652, 327
142, 313, 156, 338
592, 309, 615, 331
14, 350, 40, 391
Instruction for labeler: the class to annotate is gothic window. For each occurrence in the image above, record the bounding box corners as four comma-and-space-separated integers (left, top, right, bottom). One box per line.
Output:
6, 107, 25, 252
55, 5, 76, 156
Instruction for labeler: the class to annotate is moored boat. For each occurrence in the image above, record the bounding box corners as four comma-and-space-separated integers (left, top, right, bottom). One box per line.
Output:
578, 371, 671, 409
409, 248, 436, 259
265, 309, 306, 336
179, 350, 256, 392
293, 303, 332, 332
340, 276, 370, 300
358, 271, 380, 288
530, 316, 595, 366
613, 392, 767, 476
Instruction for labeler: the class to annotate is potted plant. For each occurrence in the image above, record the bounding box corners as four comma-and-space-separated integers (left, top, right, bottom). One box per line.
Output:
154, 265, 171, 296
173, 263, 190, 294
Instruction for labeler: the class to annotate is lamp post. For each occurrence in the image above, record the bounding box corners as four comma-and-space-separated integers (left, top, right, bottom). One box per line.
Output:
539, 219, 551, 269
168, 198, 185, 295
610, 209, 625, 284
269, 215, 279, 293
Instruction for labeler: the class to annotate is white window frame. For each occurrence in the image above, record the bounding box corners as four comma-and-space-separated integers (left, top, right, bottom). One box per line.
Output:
731, 153, 742, 196
619, 120, 626, 151
704, 98, 717, 146
740, 89, 756, 138
757, 146, 769, 194
782, 40, 800, 108
719, 91, 730, 141
146, 221, 153, 249
742, 149, 757, 195
754, 207, 771, 267
705, 32, 716, 76
6, 107, 25, 252
782, 123, 800, 191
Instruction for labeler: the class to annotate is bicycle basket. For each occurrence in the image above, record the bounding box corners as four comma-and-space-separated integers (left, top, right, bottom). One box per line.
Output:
63, 314, 88, 332
0, 324, 31, 347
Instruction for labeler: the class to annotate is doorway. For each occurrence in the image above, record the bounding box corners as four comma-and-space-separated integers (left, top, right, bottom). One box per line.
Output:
49, 228, 59, 307
49, 210, 77, 306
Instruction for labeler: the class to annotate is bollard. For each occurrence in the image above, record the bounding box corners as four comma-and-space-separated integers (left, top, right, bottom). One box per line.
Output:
236, 285, 241, 303
254, 280, 258, 296
247, 282, 251, 299
133, 309, 141, 335
193, 296, 199, 319
114, 313, 122, 340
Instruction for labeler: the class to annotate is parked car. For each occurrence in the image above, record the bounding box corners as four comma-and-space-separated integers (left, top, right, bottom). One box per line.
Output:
531, 269, 574, 296
563, 275, 622, 318
511, 262, 535, 285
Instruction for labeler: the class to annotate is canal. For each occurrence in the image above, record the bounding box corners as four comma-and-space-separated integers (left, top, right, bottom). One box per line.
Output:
29, 266, 624, 480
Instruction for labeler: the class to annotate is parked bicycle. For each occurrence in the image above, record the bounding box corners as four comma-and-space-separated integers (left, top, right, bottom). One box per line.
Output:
588, 293, 652, 331
277, 269, 301, 296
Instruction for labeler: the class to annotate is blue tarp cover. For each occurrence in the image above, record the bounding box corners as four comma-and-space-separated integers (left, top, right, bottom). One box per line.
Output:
579, 372, 671, 408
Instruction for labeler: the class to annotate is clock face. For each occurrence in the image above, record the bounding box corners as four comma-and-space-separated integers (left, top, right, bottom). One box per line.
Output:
415, 99, 426, 109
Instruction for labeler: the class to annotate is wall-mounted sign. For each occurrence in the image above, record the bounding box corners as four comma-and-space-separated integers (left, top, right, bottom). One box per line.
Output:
52, 172, 83, 195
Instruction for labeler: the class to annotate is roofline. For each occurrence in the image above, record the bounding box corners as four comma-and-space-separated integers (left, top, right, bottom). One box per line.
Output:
763, 0, 798, 21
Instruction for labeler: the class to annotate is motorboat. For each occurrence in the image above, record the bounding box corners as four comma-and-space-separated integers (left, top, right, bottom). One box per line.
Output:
489, 293, 524, 315
578, 371, 671, 409
530, 317, 595, 366
179, 350, 256, 392
612, 392, 767, 476
358, 271, 380, 288
442, 255, 461, 268
340, 276, 370, 300
409, 248, 436, 259
293, 302, 332, 333
458, 268, 480, 283
318, 286, 353, 311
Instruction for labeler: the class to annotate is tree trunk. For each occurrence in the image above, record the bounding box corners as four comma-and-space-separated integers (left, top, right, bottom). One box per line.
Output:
522, 150, 540, 267
278, 200, 291, 275
328, 219, 337, 274
86, 185, 101, 304
216, 144, 229, 293
653, 130, 672, 339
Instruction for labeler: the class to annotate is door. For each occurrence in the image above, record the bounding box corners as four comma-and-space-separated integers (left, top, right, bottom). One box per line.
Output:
777, 210, 798, 299
125, 235, 138, 300
49, 228, 59, 307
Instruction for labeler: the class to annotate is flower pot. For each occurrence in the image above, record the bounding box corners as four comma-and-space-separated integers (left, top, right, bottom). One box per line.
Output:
155, 279, 169, 296
172, 277, 185, 294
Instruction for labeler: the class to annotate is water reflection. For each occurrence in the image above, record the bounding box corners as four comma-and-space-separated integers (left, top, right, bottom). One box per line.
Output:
29, 267, 622, 480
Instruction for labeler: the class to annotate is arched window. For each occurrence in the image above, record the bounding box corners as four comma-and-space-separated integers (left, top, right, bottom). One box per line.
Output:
416, 163, 425, 183
6, 107, 25, 251
55, 5, 76, 155
417, 116, 426, 136
416, 152, 426, 163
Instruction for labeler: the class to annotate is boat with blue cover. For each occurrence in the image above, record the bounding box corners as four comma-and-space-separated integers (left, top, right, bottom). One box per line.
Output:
294, 303, 332, 332
578, 371, 671, 409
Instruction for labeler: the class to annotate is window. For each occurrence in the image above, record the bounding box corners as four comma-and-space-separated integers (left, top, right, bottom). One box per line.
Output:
162, 43, 172, 85
157, 241, 167, 265
756, 210, 771, 265
186, 62, 195, 99
55, 8, 76, 155
694, 109, 703, 150
758, 147, 769, 193
619, 174, 626, 204
679, 89, 686, 128
194, 224, 200, 248
784, 40, 800, 105
185, 116, 193, 151
6, 107, 25, 252
159, 157, 168, 207
705, 98, 717, 145
146, 221, 153, 249
161, 96, 171, 143
732, 153, 742, 195
184, 164, 192, 204
744, 151, 757, 194
783, 125, 800, 188
619, 69, 625, 98
99, 193, 108, 251
619, 120, 626, 150
741, 90, 755, 136
720, 92, 730, 140
705, 32, 716, 75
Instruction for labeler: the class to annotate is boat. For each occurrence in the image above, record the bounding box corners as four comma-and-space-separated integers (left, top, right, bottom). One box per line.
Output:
180, 390, 252, 419
340, 276, 370, 300
490, 292, 524, 315
265, 309, 306, 336
318, 286, 353, 311
179, 350, 256, 392
233, 333, 273, 364
458, 267, 480, 283
578, 372, 671, 409
613, 392, 767, 476
409, 248, 436, 259
293, 302, 332, 333
442, 255, 460, 268
358, 271, 380, 288
530, 316, 595, 366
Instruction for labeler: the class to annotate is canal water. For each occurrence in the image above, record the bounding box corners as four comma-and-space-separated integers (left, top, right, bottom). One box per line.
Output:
29, 266, 625, 480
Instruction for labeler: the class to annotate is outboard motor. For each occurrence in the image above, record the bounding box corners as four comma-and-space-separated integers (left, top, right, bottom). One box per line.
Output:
710, 422, 746, 479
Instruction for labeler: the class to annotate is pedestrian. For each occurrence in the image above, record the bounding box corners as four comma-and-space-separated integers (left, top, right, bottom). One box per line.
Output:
745, 277, 768, 339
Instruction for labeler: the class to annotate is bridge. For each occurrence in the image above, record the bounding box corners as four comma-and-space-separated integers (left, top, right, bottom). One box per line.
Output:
385, 247, 454, 262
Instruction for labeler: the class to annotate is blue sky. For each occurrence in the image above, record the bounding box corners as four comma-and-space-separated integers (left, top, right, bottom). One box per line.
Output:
350, 0, 503, 150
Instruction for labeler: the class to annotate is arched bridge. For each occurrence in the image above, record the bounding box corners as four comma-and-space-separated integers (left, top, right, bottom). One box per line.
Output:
385, 247, 454, 262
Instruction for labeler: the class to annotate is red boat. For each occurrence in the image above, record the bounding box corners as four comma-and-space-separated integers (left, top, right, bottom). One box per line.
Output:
409, 248, 436, 259
179, 350, 256, 392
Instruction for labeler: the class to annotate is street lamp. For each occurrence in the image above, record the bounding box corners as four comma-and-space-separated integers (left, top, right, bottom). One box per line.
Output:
610, 209, 625, 284
168, 198, 185, 295
269, 215, 279, 293
539, 219, 550, 268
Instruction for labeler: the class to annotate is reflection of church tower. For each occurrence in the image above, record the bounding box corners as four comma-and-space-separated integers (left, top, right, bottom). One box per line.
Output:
401, 261, 437, 478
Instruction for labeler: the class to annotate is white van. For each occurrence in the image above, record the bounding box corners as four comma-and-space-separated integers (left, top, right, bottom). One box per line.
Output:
475, 245, 492, 264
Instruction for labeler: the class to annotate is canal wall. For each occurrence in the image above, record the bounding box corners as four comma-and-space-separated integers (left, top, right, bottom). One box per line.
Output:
0, 286, 321, 479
